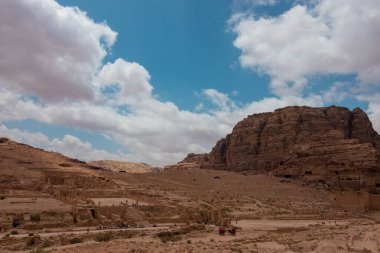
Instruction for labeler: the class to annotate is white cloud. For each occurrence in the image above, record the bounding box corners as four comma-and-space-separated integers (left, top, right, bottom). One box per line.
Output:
202, 89, 236, 111
232, 0, 278, 12
0, 124, 50, 147
195, 102, 205, 111
96, 59, 153, 100
50, 135, 127, 161
230, 0, 380, 96
0, 0, 116, 102
0, 124, 127, 161
323, 82, 349, 104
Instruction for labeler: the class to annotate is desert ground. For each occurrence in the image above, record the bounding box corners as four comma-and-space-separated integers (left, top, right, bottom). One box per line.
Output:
0, 138, 380, 252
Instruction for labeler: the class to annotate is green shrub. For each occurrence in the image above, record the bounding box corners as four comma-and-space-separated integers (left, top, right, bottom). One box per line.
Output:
95, 232, 112, 242
0, 137, 9, 143
27, 235, 40, 247
12, 216, 22, 228
157, 231, 181, 243
69, 237, 83, 244
46, 211, 58, 216
30, 213, 41, 222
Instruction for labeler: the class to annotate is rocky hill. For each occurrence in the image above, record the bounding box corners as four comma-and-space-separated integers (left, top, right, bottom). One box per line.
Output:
0, 137, 104, 191
196, 106, 380, 190
89, 160, 153, 173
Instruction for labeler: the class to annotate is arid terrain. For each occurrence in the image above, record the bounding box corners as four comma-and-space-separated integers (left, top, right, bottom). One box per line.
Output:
1, 106, 380, 253
88, 161, 154, 174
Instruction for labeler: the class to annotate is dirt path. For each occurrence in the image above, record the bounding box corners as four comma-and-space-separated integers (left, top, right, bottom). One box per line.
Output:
236, 219, 349, 230
7, 226, 169, 239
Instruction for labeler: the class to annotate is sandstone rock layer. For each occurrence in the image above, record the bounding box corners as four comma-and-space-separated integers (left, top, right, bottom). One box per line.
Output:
202, 106, 380, 190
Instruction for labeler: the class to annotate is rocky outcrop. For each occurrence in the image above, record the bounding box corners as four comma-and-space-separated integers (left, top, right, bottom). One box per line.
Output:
179, 153, 209, 164
164, 153, 209, 170
89, 160, 153, 173
202, 106, 380, 190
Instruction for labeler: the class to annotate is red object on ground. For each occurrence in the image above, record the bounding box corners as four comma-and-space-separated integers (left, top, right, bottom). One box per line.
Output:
219, 227, 225, 235
229, 227, 236, 235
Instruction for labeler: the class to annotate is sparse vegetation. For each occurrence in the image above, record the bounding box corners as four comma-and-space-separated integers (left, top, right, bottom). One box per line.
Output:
95, 232, 113, 242
157, 231, 182, 243
0, 137, 9, 143
69, 237, 83, 244
27, 235, 41, 247
12, 216, 22, 228
30, 213, 41, 222
71, 211, 77, 223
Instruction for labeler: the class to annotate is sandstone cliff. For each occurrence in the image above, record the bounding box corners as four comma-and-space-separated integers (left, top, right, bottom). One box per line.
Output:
202, 106, 380, 190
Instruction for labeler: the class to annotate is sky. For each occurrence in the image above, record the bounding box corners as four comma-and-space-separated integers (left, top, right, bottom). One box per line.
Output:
0, 0, 380, 166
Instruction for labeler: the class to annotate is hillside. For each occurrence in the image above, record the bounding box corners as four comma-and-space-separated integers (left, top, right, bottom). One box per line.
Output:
89, 160, 153, 174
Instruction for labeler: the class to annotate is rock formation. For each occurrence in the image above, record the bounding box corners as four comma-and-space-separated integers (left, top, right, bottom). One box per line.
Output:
202, 106, 380, 190
89, 160, 154, 173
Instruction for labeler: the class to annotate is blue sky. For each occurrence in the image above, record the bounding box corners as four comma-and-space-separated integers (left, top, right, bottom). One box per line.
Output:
58, 0, 273, 108
0, 0, 379, 165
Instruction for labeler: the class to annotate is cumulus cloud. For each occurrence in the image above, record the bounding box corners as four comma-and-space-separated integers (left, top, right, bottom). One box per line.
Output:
0, 124, 127, 161
202, 89, 237, 111
96, 59, 153, 100
0, 0, 116, 102
230, 0, 380, 96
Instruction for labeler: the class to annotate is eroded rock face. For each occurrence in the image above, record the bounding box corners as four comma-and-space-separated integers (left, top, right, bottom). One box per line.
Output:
202, 106, 380, 189
179, 153, 209, 164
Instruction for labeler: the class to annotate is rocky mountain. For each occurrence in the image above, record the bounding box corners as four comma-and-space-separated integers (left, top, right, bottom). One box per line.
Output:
199, 106, 380, 190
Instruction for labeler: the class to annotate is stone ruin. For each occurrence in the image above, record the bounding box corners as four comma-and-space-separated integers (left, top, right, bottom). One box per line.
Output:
209, 208, 231, 226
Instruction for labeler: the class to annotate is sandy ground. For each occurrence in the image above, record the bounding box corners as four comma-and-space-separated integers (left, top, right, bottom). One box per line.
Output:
0, 198, 71, 213
89, 198, 150, 207
236, 219, 349, 230
0, 219, 378, 253
1, 139, 379, 252
43, 219, 380, 253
